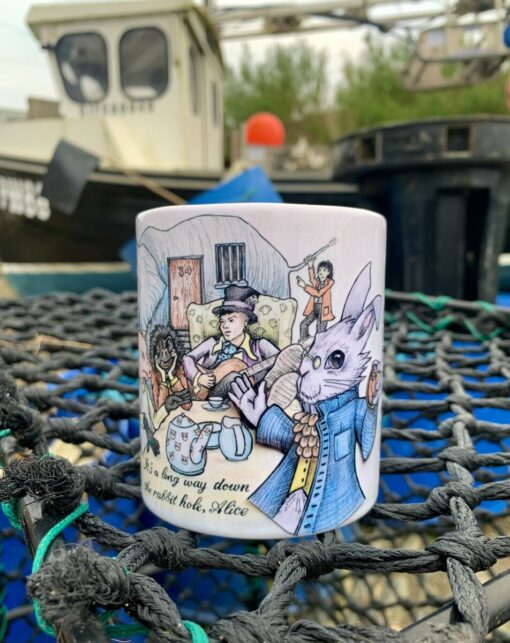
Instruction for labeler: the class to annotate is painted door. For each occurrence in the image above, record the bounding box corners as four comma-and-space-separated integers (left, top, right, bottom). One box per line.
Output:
168, 257, 203, 329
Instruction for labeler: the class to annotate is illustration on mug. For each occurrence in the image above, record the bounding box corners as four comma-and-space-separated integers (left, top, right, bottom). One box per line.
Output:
139, 213, 382, 535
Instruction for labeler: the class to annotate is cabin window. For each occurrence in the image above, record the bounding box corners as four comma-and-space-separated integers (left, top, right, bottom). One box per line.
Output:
189, 40, 201, 114
211, 82, 219, 126
120, 28, 169, 99
215, 243, 246, 286
55, 33, 108, 103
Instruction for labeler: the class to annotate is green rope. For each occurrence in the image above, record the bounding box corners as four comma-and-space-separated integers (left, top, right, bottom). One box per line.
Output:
0, 442, 218, 643
474, 300, 496, 313
104, 619, 207, 641
184, 620, 209, 642
0, 432, 14, 641
99, 564, 209, 641
32, 502, 89, 637
434, 314, 456, 331
405, 311, 456, 334
411, 292, 452, 311
405, 311, 432, 333
1, 501, 21, 531
406, 307, 507, 341
386, 291, 509, 338
384, 311, 398, 325
105, 622, 146, 637
463, 318, 503, 342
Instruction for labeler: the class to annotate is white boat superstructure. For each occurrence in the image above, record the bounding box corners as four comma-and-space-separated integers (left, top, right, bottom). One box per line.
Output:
1, 0, 510, 175
0, 0, 224, 173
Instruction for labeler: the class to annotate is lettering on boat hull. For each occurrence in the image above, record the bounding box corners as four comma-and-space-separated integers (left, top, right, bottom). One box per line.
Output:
0, 175, 51, 221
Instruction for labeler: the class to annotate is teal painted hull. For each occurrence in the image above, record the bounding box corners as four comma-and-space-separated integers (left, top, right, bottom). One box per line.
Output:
2, 263, 137, 297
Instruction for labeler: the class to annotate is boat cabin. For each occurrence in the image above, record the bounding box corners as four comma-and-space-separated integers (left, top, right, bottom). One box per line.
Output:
0, 0, 224, 172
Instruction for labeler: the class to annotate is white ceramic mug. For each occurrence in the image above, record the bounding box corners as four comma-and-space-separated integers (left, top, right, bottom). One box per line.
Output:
137, 203, 386, 538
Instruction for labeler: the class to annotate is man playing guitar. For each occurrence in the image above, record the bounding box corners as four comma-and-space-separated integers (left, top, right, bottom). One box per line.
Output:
182, 285, 280, 399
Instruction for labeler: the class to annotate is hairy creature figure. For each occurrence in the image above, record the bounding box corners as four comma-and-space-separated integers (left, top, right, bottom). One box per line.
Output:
149, 324, 192, 413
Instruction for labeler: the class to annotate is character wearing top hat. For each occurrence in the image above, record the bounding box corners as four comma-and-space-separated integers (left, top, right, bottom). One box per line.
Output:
182, 285, 280, 397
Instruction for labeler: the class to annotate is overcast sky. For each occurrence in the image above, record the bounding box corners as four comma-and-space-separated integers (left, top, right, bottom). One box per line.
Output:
0, 0, 385, 110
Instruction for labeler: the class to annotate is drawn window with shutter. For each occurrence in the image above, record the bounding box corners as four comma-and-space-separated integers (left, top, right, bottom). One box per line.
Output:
215, 243, 246, 287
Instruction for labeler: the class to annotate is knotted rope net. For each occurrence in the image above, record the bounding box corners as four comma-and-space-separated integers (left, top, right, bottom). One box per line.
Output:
0, 289, 509, 642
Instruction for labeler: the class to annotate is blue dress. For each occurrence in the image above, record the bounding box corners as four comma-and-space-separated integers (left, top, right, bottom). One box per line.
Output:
249, 388, 378, 536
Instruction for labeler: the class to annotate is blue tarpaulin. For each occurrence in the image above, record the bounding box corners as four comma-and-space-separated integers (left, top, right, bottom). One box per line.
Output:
188, 166, 282, 205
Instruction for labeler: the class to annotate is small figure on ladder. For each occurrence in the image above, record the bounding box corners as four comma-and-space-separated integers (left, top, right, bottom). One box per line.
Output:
297, 257, 335, 340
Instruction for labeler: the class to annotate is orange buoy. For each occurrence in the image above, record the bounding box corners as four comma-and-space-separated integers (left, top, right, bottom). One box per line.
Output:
245, 112, 286, 147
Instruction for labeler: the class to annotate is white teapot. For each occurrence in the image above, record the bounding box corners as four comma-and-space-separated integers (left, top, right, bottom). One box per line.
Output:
166, 413, 213, 475
219, 417, 253, 462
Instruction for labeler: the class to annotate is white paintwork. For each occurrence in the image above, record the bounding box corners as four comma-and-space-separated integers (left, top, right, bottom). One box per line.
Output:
0, 0, 223, 173
27, 0, 195, 25
0, 173, 50, 221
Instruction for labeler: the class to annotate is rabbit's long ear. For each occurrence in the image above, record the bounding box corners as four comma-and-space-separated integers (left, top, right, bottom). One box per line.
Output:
341, 263, 371, 322
350, 295, 382, 349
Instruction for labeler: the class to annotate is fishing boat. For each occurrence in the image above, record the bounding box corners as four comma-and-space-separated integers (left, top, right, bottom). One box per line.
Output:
1, 0, 510, 300
0, 0, 359, 265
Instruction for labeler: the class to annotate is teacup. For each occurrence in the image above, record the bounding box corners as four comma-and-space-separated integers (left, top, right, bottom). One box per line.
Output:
208, 396, 224, 408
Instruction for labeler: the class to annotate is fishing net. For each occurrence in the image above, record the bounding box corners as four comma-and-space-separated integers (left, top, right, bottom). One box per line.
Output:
0, 289, 509, 642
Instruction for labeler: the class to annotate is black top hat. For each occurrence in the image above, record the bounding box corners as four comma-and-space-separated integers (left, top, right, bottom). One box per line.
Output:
224, 285, 259, 302
212, 285, 260, 324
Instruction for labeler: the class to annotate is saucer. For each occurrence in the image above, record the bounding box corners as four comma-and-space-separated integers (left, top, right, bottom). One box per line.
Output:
202, 402, 229, 412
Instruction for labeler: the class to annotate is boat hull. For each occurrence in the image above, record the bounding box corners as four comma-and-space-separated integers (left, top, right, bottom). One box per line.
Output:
0, 155, 358, 262
1, 262, 136, 297
333, 117, 510, 302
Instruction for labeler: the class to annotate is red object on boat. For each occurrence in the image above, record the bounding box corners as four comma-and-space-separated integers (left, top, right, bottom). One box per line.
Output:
245, 112, 286, 147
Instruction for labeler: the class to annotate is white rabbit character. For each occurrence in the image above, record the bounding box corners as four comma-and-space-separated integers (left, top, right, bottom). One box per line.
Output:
229, 263, 382, 536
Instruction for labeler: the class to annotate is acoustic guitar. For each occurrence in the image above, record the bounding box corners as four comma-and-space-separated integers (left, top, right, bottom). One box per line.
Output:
194, 343, 305, 401
195, 354, 278, 400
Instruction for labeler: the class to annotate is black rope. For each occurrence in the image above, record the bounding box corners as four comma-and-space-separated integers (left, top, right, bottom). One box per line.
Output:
0, 289, 509, 642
